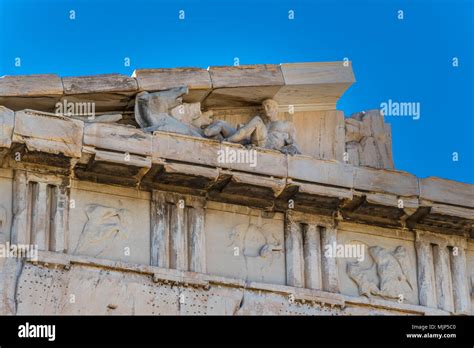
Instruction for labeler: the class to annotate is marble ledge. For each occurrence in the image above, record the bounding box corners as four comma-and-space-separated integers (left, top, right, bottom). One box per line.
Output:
0, 62, 355, 111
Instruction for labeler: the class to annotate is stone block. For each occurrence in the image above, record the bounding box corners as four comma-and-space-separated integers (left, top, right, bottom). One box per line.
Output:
288, 155, 354, 188
84, 122, 152, 156
0, 74, 63, 97
133, 68, 211, 103
419, 177, 474, 208
13, 109, 83, 158
354, 166, 419, 197
62, 74, 138, 94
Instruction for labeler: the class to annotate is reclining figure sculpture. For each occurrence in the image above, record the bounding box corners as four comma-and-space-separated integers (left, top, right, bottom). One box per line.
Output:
135, 88, 300, 155
169, 102, 214, 136
204, 99, 301, 155
134, 86, 206, 137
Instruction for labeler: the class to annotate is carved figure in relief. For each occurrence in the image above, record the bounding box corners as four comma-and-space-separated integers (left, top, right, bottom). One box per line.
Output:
345, 110, 393, 169
347, 262, 381, 297
371, 245, 413, 298
169, 102, 214, 136
74, 204, 129, 257
202, 120, 239, 142
135, 87, 207, 137
227, 223, 282, 281
204, 99, 301, 155
347, 245, 413, 300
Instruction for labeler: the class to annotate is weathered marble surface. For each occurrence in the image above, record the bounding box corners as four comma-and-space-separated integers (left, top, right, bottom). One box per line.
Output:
13, 109, 84, 158
1, 62, 354, 113
205, 204, 285, 284
345, 110, 393, 169
344, 239, 418, 304
205, 98, 301, 154
68, 182, 150, 265
0, 252, 450, 315
135, 87, 204, 136
0, 61, 472, 316
0, 170, 13, 244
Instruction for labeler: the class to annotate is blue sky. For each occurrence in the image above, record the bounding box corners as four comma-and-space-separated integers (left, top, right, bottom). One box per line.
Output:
0, 0, 472, 183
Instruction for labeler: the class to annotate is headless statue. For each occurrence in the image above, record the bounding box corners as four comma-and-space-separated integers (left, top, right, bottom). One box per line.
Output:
169, 102, 213, 136
204, 99, 301, 155
134, 87, 203, 137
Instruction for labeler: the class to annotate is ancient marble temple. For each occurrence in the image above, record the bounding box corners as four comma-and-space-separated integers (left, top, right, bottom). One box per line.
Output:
0, 62, 472, 315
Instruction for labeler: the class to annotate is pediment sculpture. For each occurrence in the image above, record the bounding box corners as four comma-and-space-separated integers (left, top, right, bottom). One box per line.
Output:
134, 87, 301, 155
204, 98, 301, 155
134, 86, 207, 137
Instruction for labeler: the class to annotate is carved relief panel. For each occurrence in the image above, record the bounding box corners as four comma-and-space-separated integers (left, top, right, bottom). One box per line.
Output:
205, 202, 285, 284
68, 182, 150, 264
337, 227, 418, 305
345, 110, 394, 169
73, 204, 130, 256
346, 245, 414, 301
